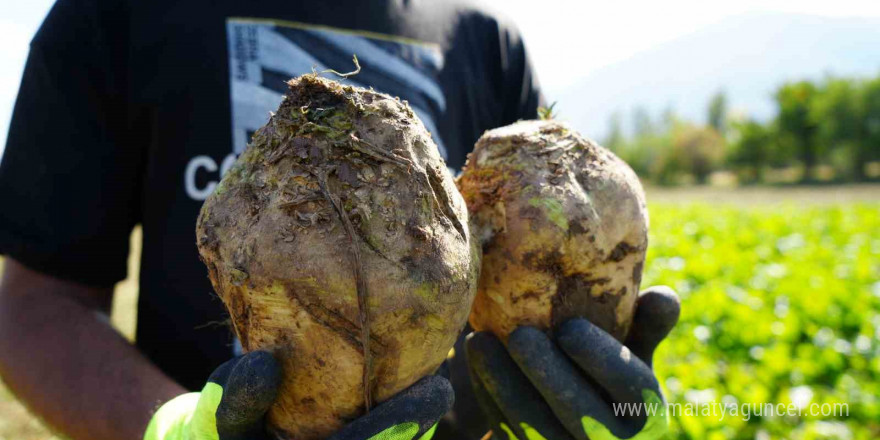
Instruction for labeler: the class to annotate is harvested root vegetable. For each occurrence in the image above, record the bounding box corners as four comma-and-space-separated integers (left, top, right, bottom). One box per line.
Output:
457, 120, 648, 342
196, 75, 479, 440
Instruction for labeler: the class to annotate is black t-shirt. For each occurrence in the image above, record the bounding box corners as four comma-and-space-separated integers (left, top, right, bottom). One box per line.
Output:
1, 0, 541, 435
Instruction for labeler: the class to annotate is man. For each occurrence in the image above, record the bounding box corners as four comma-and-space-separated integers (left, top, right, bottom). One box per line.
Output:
0, 0, 678, 439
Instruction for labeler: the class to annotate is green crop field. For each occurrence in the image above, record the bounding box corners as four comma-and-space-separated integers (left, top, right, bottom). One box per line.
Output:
648, 202, 880, 440
0, 188, 878, 439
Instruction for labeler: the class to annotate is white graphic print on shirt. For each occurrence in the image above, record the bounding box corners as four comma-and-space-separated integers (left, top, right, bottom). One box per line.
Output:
184, 18, 446, 201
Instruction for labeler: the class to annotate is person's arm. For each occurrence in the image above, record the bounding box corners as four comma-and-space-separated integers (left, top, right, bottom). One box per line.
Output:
0, 1, 164, 435
495, 14, 544, 125
0, 259, 185, 440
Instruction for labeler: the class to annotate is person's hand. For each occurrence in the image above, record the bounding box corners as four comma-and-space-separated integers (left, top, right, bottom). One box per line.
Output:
144, 351, 454, 440
143, 351, 280, 440
466, 286, 680, 440
328, 374, 453, 440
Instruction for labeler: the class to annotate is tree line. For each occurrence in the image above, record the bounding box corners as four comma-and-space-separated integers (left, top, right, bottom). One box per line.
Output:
603, 73, 880, 185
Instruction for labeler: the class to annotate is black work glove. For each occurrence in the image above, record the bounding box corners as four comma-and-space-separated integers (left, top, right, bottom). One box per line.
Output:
145, 350, 453, 440
465, 286, 680, 440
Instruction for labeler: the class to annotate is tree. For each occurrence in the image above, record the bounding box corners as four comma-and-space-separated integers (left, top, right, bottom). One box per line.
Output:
728, 119, 772, 183
861, 77, 880, 178
810, 77, 865, 180
708, 91, 728, 134
632, 106, 654, 137
647, 121, 725, 185
672, 123, 726, 184
605, 112, 625, 154
645, 131, 678, 186
661, 105, 678, 132
775, 81, 820, 181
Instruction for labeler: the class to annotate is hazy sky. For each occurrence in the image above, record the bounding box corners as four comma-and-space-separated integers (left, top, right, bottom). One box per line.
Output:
489, 0, 880, 93
3, 0, 880, 151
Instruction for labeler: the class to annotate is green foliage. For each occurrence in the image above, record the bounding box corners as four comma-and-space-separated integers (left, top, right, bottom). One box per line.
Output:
613, 120, 725, 186
728, 119, 773, 182
614, 128, 673, 183
538, 102, 558, 121
604, 73, 880, 185
647, 203, 880, 439
863, 78, 880, 163
671, 124, 726, 184
634, 106, 656, 138
708, 91, 728, 134
605, 112, 625, 154
775, 81, 821, 180
811, 76, 880, 181
648, 123, 725, 185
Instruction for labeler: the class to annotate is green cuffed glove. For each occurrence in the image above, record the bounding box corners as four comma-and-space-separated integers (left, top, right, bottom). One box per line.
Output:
144, 351, 280, 440
144, 351, 453, 440
466, 286, 680, 440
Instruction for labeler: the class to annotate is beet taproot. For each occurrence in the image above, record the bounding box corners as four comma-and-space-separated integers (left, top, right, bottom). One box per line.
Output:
457, 120, 648, 341
196, 75, 479, 439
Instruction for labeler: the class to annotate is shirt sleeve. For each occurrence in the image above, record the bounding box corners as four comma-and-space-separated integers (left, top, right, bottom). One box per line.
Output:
0, 0, 142, 287
495, 16, 545, 123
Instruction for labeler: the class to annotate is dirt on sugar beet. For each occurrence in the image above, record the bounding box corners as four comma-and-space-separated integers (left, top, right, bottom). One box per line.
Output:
197, 74, 479, 440
457, 120, 649, 343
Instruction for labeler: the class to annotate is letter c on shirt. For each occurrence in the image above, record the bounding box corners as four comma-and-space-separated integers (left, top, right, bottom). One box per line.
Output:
185, 154, 239, 201
185, 155, 217, 201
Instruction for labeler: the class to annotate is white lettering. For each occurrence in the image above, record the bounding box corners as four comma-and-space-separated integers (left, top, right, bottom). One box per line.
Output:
185, 155, 218, 200
220, 153, 237, 177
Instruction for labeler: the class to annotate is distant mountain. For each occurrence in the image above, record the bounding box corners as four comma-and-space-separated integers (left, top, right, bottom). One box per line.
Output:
547, 12, 880, 140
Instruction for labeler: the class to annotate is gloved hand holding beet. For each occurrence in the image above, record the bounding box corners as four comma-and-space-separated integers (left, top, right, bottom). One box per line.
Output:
466, 287, 679, 440
144, 351, 453, 440
194, 70, 676, 440
457, 120, 679, 439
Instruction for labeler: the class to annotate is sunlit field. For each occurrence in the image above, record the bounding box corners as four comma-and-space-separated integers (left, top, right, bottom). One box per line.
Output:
648, 201, 880, 439
0, 187, 878, 439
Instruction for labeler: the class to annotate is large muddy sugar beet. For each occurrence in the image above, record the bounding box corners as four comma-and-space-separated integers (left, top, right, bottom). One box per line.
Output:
457, 120, 648, 342
196, 75, 480, 440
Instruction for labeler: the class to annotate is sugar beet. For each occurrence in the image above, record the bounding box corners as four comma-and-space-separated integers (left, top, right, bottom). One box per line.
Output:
196, 75, 479, 439
457, 120, 648, 342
